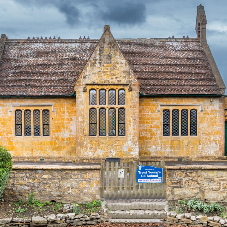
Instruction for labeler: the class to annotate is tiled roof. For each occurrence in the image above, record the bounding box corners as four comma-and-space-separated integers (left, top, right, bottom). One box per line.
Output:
0, 38, 98, 96
117, 38, 221, 95
0, 37, 222, 96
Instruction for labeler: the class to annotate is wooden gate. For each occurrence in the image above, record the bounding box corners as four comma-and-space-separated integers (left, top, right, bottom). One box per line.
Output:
100, 160, 166, 199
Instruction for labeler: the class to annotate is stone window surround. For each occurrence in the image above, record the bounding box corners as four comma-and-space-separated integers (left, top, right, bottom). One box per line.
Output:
13, 105, 52, 137
88, 87, 126, 137
161, 105, 200, 137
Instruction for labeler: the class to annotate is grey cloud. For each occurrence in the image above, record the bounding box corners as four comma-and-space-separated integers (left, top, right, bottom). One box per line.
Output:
13, 0, 81, 26
58, 2, 80, 26
101, 2, 146, 25
13, 0, 147, 26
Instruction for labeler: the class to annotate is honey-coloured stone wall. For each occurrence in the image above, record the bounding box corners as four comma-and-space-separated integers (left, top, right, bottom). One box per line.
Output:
139, 96, 225, 157
4, 164, 101, 202
74, 26, 140, 159
166, 165, 227, 202
0, 97, 76, 159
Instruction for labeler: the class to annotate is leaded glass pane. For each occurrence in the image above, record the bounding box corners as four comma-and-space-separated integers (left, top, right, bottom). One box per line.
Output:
24, 110, 31, 136
181, 109, 188, 136
90, 89, 96, 105
118, 89, 125, 105
15, 110, 22, 136
190, 109, 197, 136
43, 110, 49, 124
172, 109, 179, 136
99, 89, 106, 105
16, 125, 22, 136
89, 108, 97, 136
118, 108, 125, 136
108, 89, 116, 105
163, 109, 170, 136
43, 109, 49, 136
34, 110, 40, 136
109, 108, 116, 136
43, 124, 49, 136
99, 108, 106, 136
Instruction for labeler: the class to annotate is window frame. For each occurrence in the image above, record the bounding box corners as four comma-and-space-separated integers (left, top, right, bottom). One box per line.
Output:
15, 110, 22, 136
14, 107, 51, 137
162, 107, 198, 137
88, 87, 126, 137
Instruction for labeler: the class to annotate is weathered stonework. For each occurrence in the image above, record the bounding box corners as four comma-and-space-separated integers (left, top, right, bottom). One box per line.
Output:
4, 164, 100, 202
139, 96, 225, 157
0, 98, 77, 159
166, 165, 227, 202
74, 26, 140, 159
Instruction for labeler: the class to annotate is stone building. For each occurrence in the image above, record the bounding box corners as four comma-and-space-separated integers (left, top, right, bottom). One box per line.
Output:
0, 4, 225, 162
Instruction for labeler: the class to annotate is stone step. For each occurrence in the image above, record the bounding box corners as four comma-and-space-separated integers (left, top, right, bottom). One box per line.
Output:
109, 219, 162, 223
108, 210, 167, 219
107, 201, 168, 211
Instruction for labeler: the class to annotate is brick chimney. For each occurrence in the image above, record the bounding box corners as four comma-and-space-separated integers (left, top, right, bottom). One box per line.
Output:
196, 4, 207, 43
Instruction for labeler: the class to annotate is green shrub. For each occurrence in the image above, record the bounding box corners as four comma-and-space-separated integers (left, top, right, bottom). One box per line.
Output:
179, 199, 224, 214
0, 145, 13, 198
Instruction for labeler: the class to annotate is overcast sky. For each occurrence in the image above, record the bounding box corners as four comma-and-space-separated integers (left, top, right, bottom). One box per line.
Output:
0, 0, 226, 93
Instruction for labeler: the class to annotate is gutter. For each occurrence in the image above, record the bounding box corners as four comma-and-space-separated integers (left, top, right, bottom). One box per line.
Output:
139, 92, 222, 98
0, 92, 76, 98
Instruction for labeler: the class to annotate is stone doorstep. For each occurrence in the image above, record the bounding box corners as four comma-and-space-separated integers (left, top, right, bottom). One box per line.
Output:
109, 219, 163, 223
107, 201, 168, 211
109, 210, 167, 219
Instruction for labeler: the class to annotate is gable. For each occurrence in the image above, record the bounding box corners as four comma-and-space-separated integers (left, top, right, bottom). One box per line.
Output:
76, 25, 138, 87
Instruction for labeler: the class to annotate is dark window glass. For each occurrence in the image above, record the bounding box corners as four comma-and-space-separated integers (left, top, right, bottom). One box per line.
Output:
181, 109, 188, 136
89, 89, 96, 105
163, 109, 170, 136
108, 89, 116, 105
118, 89, 125, 105
89, 108, 97, 136
109, 108, 116, 136
43, 109, 50, 136
172, 109, 179, 136
99, 89, 106, 105
190, 109, 197, 136
99, 108, 106, 136
24, 110, 31, 136
34, 110, 40, 136
118, 108, 125, 136
15, 110, 22, 136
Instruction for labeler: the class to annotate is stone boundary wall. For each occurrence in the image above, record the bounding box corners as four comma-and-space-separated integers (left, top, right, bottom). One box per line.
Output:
4, 164, 101, 203
0, 213, 101, 226
166, 165, 227, 202
164, 212, 227, 226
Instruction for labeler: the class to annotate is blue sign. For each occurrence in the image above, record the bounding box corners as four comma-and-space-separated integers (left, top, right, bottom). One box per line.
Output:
137, 165, 163, 183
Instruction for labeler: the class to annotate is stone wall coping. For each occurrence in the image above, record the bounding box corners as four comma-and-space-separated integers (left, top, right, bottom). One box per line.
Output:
12, 164, 101, 170
165, 165, 227, 170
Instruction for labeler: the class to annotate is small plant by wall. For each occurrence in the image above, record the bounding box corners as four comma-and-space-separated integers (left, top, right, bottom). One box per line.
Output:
0, 145, 13, 198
